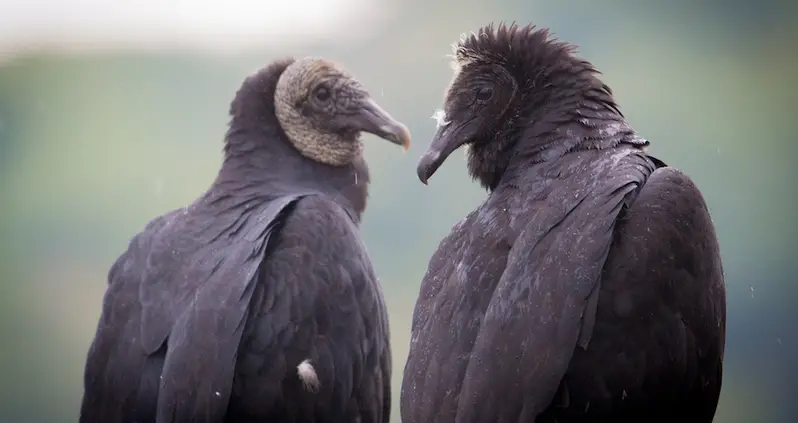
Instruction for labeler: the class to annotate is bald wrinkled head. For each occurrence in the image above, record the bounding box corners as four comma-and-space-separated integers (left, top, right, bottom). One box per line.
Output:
274, 57, 411, 166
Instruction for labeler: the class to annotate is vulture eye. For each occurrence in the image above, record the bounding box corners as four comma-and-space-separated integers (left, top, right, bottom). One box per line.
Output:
314, 86, 331, 102
476, 87, 493, 101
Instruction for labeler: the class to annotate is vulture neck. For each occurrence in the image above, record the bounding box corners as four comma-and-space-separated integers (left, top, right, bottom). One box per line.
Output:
470, 93, 647, 192
212, 125, 371, 223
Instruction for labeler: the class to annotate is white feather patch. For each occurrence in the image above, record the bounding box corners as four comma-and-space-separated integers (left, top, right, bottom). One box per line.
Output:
431, 109, 451, 128
297, 359, 320, 393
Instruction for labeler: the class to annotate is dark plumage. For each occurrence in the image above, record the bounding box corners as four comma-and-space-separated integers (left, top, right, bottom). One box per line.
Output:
402, 23, 726, 423
80, 57, 410, 423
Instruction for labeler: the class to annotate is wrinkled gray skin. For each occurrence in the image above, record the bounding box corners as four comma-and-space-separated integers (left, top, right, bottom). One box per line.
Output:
402, 23, 726, 423
79, 57, 409, 423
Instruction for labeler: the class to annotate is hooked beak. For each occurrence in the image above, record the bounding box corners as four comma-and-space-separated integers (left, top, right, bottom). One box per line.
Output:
416, 120, 476, 185
349, 98, 411, 152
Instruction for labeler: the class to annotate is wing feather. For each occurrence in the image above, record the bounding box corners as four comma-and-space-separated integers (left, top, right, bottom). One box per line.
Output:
80, 193, 311, 423
153, 194, 308, 423
538, 165, 726, 421
453, 150, 656, 423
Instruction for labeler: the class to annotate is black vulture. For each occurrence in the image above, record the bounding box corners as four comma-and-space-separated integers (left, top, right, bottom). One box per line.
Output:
401, 23, 726, 423
79, 57, 410, 423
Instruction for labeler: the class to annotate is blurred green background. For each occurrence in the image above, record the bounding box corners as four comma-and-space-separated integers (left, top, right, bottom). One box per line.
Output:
1, 0, 796, 422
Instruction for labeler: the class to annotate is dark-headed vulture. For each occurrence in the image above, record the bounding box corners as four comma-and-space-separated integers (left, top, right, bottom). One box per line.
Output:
80, 57, 410, 423
401, 23, 726, 423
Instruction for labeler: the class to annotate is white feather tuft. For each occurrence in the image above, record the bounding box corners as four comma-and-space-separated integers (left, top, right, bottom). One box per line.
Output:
297, 359, 320, 393
431, 109, 451, 128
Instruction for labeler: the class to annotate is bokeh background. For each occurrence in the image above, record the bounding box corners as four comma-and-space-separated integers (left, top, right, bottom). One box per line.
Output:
1, 0, 796, 422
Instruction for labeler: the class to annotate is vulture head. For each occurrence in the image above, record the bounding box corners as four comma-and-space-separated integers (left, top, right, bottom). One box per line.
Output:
272, 57, 411, 166
417, 23, 639, 189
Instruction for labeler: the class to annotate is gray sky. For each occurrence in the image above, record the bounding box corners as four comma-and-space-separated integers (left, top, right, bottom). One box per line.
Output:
0, 0, 393, 59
